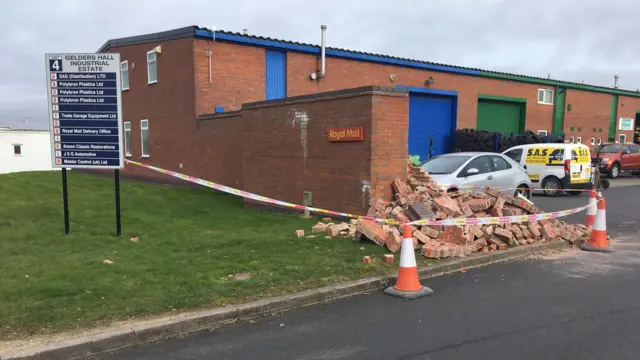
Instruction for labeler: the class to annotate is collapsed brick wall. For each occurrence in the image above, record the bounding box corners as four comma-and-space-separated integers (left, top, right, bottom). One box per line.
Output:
241, 86, 409, 215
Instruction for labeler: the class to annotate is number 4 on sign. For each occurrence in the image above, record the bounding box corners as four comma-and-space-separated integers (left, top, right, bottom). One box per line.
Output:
49, 59, 62, 72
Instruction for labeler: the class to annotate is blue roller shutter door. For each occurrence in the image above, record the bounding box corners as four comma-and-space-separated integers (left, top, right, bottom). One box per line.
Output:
408, 94, 454, 160
265, 50, 286, 100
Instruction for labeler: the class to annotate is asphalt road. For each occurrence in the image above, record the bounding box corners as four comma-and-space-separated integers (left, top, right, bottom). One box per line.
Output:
101, 183, 640, 360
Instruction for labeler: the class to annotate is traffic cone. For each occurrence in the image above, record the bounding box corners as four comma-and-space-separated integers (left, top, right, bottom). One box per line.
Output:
384, 224, 434, 299
581, 198, 613, 252
584, 190, 597, 227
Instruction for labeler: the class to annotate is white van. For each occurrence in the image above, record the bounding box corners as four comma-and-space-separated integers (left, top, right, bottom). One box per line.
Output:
502, 143, 593, 196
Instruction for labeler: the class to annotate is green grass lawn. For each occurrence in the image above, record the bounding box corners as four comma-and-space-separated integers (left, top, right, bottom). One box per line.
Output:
0, 170, 430, 340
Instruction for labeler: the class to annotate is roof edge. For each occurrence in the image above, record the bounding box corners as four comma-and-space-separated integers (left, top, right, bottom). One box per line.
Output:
97, 26, 196, 53
96, 25, 640, 98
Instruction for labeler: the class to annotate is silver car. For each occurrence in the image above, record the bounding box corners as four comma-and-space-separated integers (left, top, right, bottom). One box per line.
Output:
419, 152, 534, 199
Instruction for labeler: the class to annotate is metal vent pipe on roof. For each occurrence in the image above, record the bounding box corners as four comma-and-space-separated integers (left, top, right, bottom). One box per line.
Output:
320, 25, 327, 78
614, 74, 620, 89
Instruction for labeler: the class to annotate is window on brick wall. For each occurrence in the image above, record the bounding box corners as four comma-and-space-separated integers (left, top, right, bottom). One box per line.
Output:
141, 120, 150, 157
619, 134, 627, 144
124, 121, 132, 156
120, 61, 129, 90
597, 137, 602, 145
537, 130, 548, 136
147, 51, 157, 84
590, 137, 595, 145
569, 136, 575, 144
577, 137, 582, 144
537, 89, 554, 105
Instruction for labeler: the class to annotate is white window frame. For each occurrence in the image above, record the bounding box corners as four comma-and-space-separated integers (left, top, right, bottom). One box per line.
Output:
537, 89, 554, 105
120, 60, 129, 91
13, 144, 22, 156
597, 137, 602, 145
577, 136, 582, 144
590, 137, 595, 145
569, 136, 575, 144
123, 121, 132, 157
537, 130, 548, 136
147, 50, 157, 84
619, 134, 627, 144
140, 119, 150, 157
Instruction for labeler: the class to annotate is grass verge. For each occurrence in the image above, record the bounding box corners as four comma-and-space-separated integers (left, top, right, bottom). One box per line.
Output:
0, 170, 433, 340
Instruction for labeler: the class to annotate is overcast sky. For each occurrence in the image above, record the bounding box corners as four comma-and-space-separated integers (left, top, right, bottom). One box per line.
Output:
2, 0, 639, 129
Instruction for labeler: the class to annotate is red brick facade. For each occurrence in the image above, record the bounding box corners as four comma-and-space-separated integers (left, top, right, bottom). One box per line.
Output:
102, 30, 640, 214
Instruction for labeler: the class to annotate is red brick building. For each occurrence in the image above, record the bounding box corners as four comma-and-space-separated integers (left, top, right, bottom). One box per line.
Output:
97, 25, 640, 213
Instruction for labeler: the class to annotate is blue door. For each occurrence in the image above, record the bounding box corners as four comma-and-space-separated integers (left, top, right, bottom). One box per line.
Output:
408, 93, 454, 160
265, 50, 286, 100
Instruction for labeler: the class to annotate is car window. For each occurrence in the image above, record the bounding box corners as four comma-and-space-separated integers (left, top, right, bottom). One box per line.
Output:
491, 156, 511, 171
504, 149, 523, 162
630, 145, 640, 154
597, 144, 622, 153
460, 156, 492, 176
420, 155, 472, 175
623, 145, 636, 154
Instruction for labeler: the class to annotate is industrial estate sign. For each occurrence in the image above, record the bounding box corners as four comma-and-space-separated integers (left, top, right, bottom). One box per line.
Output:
328, 126, 365, 142
45, 53, 123, 169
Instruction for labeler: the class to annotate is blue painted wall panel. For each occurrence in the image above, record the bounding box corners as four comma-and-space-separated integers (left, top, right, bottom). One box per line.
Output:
408, 94, 456, 160
265, 50, 286, 100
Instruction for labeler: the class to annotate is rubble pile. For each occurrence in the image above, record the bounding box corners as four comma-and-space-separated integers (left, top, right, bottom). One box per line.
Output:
310, 164, 591, 259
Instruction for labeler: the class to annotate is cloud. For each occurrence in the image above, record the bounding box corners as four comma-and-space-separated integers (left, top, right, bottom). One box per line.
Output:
3, 0, 640, 128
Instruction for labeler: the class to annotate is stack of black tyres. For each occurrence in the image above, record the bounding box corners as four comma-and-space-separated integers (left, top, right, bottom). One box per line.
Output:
453, 128, 563, 153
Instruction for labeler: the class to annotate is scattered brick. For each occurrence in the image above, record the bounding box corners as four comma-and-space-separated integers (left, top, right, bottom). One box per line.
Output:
494, 227, 514, 242
406, 203, 435, 221
312, 222, 329, 233
363, 256, 372, 264
386, 227, 402, 253
357, 219, 388, 246
296, 230, 305, 237
461, 198, 491, 212
384, 254, 395, 263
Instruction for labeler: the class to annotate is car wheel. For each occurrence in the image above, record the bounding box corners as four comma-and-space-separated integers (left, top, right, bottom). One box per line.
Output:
609, 163, 620, 179
541, 177, 563, 197
514, 185, 531, 200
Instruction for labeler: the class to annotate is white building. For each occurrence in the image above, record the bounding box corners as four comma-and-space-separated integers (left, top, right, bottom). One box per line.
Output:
0, 128, 57, 174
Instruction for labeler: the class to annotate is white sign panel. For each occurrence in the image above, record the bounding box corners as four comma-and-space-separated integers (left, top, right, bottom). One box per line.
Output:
619, 117, 634, 131
45, 53, 123, 169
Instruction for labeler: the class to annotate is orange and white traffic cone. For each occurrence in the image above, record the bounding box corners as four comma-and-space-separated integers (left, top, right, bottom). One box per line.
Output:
384, 224, 434, 299
584, 190, 597, 227
581, 198, 613, 252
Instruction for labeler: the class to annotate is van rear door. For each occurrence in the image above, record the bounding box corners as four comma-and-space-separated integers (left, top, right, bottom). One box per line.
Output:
569, 145, 591, 184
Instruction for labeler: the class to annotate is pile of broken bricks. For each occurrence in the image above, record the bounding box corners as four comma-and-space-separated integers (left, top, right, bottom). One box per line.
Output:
309, 164, 592, 260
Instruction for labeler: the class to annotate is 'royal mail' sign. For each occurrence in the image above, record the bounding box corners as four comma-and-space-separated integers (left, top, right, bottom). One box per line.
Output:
328, 126, 365, 142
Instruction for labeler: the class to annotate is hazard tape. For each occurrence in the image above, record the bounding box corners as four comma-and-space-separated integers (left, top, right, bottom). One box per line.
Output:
125, 160, 597, 227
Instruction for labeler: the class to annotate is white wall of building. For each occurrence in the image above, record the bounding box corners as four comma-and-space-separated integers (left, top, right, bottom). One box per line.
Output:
0, 129, 58, 174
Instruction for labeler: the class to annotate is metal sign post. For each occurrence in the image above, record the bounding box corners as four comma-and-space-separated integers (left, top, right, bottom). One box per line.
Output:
45, 53, 124, 236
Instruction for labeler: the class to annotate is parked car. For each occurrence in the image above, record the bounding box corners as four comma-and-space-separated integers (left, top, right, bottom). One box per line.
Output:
502, 143, 593, 196
592, 143, 640, 179
419, 152, 533, 199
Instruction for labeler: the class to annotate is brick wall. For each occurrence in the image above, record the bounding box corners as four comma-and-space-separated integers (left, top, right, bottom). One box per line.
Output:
285, 52, 555, 132
241, 86, 409, 215
617, 96, 640, 143
563, 89, 611, 145
196, 112, 244, 188
193, 39, 266, 114
110, 37, 197, 180
370, 94, 409, 200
